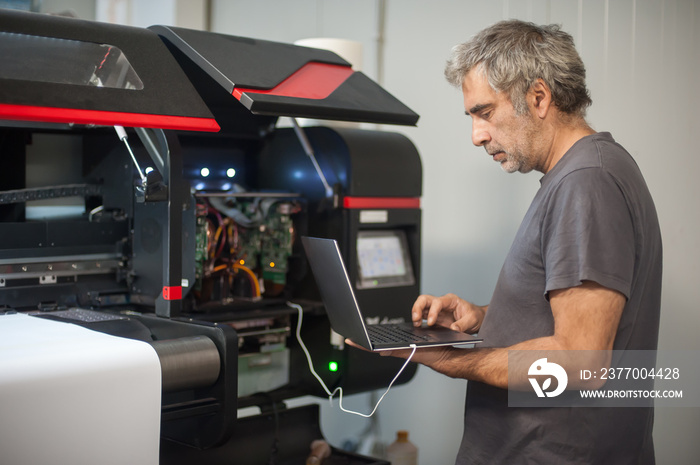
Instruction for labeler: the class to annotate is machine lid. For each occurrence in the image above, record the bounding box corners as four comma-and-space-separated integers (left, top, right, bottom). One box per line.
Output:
0, 9, 219, 132
149, 26, 420, 126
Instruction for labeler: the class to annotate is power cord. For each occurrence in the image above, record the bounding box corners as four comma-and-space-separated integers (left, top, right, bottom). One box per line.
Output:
287, 301, 417, 418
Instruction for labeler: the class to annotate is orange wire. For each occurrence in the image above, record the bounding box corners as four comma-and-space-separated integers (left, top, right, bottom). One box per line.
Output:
210, 263, 260, 297
234, 263, 261, 297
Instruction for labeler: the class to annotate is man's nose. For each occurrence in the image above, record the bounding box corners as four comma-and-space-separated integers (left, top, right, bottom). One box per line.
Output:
472, 121, 490, 147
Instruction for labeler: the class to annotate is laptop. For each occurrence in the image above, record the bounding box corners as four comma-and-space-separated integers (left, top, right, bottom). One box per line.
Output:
301, 236, 482, 351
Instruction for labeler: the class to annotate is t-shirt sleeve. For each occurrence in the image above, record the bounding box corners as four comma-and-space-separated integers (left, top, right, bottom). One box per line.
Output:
542, 167, 635, 299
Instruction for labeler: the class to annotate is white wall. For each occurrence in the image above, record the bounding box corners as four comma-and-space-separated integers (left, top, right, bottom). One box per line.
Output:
210, 1, 700, 463
39, 0, 95, 18
34, 0, 700, 462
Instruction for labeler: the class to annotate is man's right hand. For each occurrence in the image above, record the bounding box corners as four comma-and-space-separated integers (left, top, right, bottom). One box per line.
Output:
411, 293, 487, 334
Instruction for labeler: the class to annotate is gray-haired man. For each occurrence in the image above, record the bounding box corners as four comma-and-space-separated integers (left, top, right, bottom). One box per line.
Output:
373, 20, 661, 464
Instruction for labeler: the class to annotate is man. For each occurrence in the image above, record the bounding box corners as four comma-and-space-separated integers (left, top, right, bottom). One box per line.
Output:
373, 20, 662, 464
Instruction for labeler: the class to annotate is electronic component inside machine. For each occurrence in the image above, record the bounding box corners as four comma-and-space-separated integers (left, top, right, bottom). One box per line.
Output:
193, 191, 301, 305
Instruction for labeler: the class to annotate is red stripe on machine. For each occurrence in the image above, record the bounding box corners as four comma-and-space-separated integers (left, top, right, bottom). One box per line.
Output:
343, 197, 421, 209
0, 103, 221, 132
233, 62, 354, 100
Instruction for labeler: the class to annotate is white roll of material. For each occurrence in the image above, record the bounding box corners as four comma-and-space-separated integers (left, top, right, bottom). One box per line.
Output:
0, 313, 162, 465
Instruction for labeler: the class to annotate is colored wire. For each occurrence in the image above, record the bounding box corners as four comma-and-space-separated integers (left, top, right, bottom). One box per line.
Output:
235, 263, 261, 297
213, 224, 227, 259
286, 301, 416, 418
210, 262, 260, 297
207, 206, 225, 259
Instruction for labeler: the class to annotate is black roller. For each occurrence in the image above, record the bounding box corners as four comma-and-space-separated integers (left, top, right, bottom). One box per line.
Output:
150, 336, 221, 392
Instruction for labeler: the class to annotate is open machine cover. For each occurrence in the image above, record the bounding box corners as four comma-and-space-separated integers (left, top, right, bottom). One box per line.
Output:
149, 25, 420, 126
0, 9, 219, 132
0, 9, 417, 130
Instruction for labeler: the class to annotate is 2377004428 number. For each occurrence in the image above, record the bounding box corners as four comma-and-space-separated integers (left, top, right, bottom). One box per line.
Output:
592, 367, 680, 380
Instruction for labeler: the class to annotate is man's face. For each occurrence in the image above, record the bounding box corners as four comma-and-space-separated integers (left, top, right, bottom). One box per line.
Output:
461, 69, 542, 174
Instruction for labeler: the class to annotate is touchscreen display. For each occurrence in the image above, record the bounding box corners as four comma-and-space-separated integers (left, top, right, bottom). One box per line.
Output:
357, 235, 406, 278
356, 230, 415, 288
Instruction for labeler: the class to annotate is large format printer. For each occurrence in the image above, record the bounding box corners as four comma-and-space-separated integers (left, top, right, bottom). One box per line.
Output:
0, 8, 422, 465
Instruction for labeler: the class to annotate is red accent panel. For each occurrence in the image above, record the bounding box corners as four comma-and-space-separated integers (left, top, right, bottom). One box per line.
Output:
233, 62, 354, 101
343, 197, 421, 209
162, 286, 183, 301
0, 103, 220, 132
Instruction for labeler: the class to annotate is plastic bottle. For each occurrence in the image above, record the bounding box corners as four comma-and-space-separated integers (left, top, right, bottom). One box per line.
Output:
386, 430, 418, 465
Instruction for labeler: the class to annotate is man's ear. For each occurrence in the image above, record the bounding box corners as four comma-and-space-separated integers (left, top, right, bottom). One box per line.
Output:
530, 79, 552, 119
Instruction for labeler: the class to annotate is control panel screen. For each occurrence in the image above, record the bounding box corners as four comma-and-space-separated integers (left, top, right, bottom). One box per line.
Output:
356, 230, 415, 288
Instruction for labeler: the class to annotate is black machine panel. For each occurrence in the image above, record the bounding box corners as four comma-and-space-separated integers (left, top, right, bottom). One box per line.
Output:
149, 26, 352, 92
0, 9, 218, 131
150, 25, 420, 126
259, 126, 423, 395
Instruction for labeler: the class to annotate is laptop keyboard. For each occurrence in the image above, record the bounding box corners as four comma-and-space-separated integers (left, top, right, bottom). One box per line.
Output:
367, 324, 431, 344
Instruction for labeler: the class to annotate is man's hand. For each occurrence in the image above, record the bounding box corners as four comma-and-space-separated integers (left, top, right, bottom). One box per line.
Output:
411, 293, 487, 333
346, 281, 625, 391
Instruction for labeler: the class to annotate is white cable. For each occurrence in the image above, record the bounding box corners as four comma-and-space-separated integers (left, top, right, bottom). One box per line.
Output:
287, 301, 417, 418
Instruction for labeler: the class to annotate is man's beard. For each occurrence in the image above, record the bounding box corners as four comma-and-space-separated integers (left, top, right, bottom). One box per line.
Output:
501, 150, 536, 174
487, 115, 541, 174
486, 144, 537, 174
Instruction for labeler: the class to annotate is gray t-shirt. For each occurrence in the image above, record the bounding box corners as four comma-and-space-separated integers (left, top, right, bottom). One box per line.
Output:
456, 132, 662, 464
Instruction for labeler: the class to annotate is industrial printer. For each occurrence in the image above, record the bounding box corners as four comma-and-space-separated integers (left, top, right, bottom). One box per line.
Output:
0, 8, 422, 465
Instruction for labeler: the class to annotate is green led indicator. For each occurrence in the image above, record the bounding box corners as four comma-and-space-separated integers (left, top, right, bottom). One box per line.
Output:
328, 361, 339, 372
